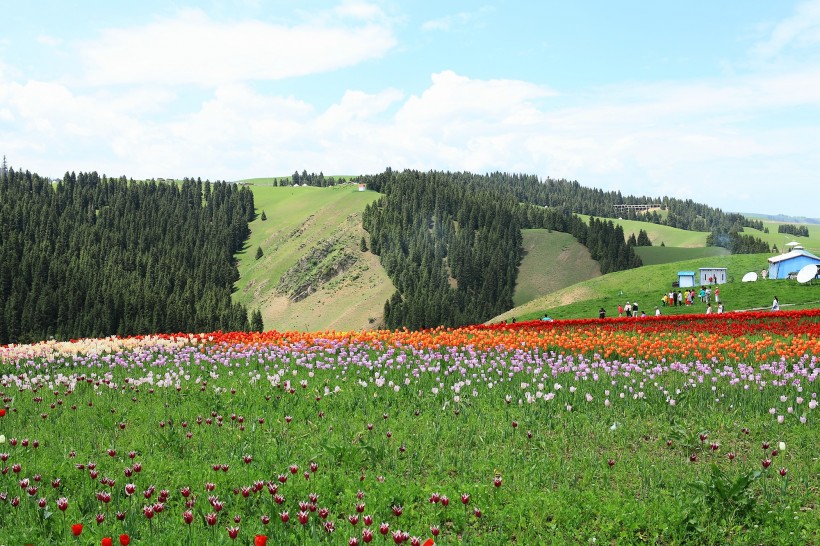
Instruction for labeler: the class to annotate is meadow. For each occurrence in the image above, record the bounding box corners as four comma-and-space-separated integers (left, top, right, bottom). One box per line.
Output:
1, 312, 818, 545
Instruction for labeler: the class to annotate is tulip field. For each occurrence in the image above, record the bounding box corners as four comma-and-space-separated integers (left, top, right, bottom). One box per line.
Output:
1, 311, 819, 545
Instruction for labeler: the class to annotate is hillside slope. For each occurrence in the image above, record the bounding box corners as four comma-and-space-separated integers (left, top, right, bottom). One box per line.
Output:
495, 253, 780, 321
514, 230, 601, 306
234, 184, 394, 332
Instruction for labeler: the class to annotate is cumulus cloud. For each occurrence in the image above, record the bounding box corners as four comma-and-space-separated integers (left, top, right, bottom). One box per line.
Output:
76, 8, 396, 86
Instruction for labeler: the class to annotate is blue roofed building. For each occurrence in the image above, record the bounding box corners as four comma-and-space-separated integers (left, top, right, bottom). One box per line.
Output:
767, 249, 820, 280
677, 271, 696, 288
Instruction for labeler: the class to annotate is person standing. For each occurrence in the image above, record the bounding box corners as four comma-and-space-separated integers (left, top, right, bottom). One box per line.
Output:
599, 307, 606, 319
706, 303, 712, 314
632, 301, 639, 317
772, 296, 780, 311
714, 287, 720, 303
618, 303, 623, 317
655, 306, 661, 316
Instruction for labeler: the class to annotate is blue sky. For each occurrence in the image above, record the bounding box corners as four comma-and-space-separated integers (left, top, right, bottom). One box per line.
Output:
2, 1, 819, 216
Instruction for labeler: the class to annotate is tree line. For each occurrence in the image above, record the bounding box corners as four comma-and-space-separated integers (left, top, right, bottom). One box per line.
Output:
0, 168, 257, 344
778, 224, 810, 237
360, 169, 641, 330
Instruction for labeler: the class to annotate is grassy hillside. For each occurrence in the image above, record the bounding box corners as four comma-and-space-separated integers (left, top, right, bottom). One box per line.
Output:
514, 230, 600, 306
635, 245, 730, 265
495, 253, 820, 322
743, 220, 820, 255
235, 183, 394, 332
577, 214, 709, 247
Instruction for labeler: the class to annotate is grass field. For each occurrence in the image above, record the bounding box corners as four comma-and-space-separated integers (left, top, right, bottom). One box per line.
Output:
496, 253, 820, 322
234, 184, 394, 332
513, 230, 600, 306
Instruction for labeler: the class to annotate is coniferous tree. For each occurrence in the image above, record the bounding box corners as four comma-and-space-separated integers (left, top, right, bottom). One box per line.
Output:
0, 168, 255, 344
250, 309, 264, 332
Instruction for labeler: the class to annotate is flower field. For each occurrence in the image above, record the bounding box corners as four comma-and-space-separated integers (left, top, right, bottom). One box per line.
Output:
1, 311, 818, 545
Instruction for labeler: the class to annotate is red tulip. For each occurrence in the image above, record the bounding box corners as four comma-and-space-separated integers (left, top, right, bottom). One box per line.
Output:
71, 523, 83, 536
102, 538, 113, 546
254, 536, 268, 546
119, 535, 131, 546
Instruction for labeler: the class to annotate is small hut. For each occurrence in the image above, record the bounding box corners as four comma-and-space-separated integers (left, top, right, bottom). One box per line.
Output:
699, 267, 727, 285
677, 271, 696, 288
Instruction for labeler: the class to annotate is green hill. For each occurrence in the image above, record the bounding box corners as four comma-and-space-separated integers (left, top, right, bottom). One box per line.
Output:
495, 253, 820, 322
514, 230, 600, 306
577, 214, 710, 247
234, 183, 394, 332
634, 245, 730, 265
743, 221, 820, 255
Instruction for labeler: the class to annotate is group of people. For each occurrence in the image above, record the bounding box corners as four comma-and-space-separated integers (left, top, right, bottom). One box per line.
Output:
615, 301, 649, 318
662, 286, 719, 307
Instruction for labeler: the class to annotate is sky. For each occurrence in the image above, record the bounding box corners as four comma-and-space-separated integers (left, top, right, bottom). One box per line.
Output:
1, 1, 819, 217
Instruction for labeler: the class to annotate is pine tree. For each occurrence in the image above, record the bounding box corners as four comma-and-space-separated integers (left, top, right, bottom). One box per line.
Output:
250, 309, 263, 332
360, 236, 368, 252
260, 210, 267, 221
255, 247, 263, 260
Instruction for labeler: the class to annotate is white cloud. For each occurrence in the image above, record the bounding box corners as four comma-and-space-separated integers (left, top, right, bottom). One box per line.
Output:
3, 57, 820, 215
36, 35, 61, 47
421, 6, 494, 32
754, 0, 820, 59
334, 1, 388, 21
77, 8, 396, 86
